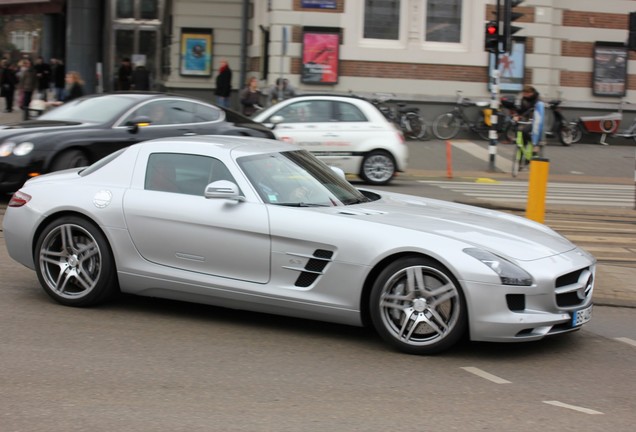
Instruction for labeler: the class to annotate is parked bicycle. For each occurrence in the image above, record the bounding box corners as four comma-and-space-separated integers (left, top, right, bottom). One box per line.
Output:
511, 120, 543, 177
433, 91, 510, 141
370, 93, 429, 141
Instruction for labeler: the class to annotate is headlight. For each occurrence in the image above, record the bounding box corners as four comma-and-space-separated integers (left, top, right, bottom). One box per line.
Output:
0, 142, 16, 157
0, 141, 34, 157
13, 142, 34, 156
464, 248, 533, 286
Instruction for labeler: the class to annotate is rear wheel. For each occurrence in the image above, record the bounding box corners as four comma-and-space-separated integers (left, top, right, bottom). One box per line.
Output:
34, 216, 118, 307
511, 147, 525, 177
360, 150, 396, 185
433, 113, 461, 140
369, 256, 467, 355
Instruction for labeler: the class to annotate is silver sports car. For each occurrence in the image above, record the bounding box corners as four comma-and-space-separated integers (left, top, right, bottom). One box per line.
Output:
2, 136, 595, 354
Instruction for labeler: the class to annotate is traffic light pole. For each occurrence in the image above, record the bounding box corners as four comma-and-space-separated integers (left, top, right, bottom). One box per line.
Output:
488, 0, 502, 172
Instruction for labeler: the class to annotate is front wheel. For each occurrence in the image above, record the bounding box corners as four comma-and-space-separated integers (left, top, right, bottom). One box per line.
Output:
404, 113, 428, 140
558, 122, 582, 145
433, 113, 461, 140
51, 149, 90, 172
359, 150, 396, 185
369, 256, 467, 355
34, 216, 119, 307
511, 146, 525, 177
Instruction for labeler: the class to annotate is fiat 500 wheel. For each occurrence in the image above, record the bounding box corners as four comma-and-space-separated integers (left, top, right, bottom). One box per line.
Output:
35, 216, 118, 307
360, 150, 396, 185
370, 256, 467, 355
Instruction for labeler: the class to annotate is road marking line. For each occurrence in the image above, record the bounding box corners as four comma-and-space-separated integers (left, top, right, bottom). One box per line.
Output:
460, 367, 511, 384
543, 400, 603, 415
615, 337, 636, 347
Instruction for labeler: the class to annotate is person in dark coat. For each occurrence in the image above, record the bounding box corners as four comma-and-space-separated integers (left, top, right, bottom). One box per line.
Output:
50, 58, 66, 102
34, 56, 51, 101
0, 59, 18, 112
131, 64, 151, 91
117, 57, 132, 91
17, 58, 37, 120
214, 59, 232, 108
239, 76, 262, 117
64, 71, 85, 102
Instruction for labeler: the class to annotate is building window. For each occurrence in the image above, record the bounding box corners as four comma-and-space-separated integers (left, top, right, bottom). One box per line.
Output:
116, 0, 158, 20
425, 0, 462, 43
10, 30, 36, 52
363, 0, 400, 40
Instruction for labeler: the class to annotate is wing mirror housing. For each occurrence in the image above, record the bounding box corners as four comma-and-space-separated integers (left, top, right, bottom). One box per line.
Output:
204, 180, 245, 201
126, 116, 153, 134
269, 115, 284, 130
330, 166, 346, 180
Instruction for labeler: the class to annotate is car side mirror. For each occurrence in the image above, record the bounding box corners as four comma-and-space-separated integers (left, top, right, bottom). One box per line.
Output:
330, 166, 346, 180
204, 180, 245, 201
126, 116, 153, 134
269, 115, 284, 130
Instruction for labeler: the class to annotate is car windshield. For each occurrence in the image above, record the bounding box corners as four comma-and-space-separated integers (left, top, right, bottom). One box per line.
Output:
238, 150, 370, 206
40, 95, 138, 123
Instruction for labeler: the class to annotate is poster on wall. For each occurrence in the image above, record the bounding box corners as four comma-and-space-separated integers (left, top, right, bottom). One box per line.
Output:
488, 39, 526, 93
301, 28, 340, 85
593, 42, 627, 97
180, 28, 213, 77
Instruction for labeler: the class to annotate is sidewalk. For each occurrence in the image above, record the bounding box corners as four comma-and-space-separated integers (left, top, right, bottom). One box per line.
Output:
1, 109, 634, 307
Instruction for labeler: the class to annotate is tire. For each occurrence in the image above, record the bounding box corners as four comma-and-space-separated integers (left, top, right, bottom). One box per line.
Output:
34, 216, 119, 307
404, 113, 426, 140
51, 149, 90, 172
359, 150, 396, 185
511, 147, 524, 177
369, 256, 467, 355
432, 113, 461, 140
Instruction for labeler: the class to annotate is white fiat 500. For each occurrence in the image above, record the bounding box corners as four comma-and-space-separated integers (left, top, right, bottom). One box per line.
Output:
253, 95, 408, 185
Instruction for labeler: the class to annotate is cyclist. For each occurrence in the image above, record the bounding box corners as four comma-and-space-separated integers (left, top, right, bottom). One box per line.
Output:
515, 85, 545, 157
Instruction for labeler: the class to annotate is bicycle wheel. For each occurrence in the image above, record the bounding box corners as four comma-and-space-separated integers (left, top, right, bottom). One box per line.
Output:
433, 113, 461, 140
511, 147, 523, 177
558, 122, 581, 146
405, 113, 427, 140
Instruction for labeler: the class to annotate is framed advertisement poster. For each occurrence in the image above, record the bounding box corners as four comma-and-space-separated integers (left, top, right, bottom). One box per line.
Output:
180, 28, 213, 77
593, 42, 627, 97
488, 38, 525, 93
301, 28, 340, 85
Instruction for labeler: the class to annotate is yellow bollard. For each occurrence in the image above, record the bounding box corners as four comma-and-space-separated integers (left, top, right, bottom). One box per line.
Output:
526, 157, 550, 223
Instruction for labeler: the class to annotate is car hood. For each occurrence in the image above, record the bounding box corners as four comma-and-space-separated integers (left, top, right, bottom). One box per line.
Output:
0, 119, 87, 136
336, 190, 575, 261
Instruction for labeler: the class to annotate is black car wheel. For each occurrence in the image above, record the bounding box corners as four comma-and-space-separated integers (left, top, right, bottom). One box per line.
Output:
51, 149, 90, 171
369, 256, 467, 355
34, 216, 118, 307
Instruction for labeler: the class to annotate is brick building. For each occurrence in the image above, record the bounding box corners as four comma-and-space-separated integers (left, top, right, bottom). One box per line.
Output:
1, 0, 634, 109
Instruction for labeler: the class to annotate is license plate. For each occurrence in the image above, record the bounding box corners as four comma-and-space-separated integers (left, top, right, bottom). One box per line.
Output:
572, 304, 593, 327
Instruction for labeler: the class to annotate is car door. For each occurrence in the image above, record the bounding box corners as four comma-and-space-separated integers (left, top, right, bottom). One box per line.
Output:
269, 99, 339, 150
119, 99, 200, 138
123, 152, 271, 284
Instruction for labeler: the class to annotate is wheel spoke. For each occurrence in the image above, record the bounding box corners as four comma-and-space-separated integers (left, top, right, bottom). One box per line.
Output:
40, 249, 65, 265
425, 308, 449, 334
425, 282, 457, 306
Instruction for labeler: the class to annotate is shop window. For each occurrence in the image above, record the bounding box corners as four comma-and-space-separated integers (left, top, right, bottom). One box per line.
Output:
116, 0, 158, 20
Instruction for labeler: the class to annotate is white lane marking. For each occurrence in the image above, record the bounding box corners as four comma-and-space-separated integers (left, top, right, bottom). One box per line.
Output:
615, 337, 636, 347
543, 400, 604, 415
461, 367, 511, 384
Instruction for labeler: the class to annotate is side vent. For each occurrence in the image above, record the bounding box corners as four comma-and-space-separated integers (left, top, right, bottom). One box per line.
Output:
288, 249, 334, 288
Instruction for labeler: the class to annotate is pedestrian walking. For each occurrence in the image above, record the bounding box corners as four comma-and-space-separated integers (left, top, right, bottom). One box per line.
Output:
50, 58, 66, 102
214, 59, 232, 108
117, 57, 132, 91
267, 78, 296, 106
239, 76, 262, 117
34, 56, 51, 101
17, 58, 37, 120
131, 64, 151, 90
0, 59, 18, 112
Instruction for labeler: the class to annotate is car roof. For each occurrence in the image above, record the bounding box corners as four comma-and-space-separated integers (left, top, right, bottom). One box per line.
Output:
134, 135, 298, 156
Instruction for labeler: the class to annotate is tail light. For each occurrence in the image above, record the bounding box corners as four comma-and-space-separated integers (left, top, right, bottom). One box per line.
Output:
8, 191, 31, 207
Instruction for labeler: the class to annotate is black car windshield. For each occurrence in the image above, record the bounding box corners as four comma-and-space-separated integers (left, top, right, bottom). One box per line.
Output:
238, 150, 370, 206
39, 95, 139, 123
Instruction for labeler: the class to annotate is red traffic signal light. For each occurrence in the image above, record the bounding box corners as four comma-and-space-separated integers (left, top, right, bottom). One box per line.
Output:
484, 21, 499, 53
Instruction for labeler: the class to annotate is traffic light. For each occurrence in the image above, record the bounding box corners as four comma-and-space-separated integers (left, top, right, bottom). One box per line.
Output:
503, 0, 524, 53
484, 21, 499, 53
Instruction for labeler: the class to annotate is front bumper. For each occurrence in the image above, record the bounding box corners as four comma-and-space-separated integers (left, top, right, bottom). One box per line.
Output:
464, 248, 596, 342
0, 158, 41, 193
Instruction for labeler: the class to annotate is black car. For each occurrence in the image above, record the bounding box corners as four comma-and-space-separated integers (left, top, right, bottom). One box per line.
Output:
0, 92, 275, 193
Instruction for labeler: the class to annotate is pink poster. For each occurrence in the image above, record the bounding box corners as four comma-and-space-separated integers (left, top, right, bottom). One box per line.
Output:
302, 31, 339, 84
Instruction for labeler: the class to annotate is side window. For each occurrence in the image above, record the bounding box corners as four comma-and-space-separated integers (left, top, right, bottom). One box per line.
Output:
145, 153, 237, 196
269, 100, 333, 123
336, 102, 367, 122
124, 100, 195, 126
194, 103, 222, 123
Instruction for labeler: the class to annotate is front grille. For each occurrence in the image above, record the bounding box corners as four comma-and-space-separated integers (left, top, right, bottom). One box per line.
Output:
555, 267, 593, 308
